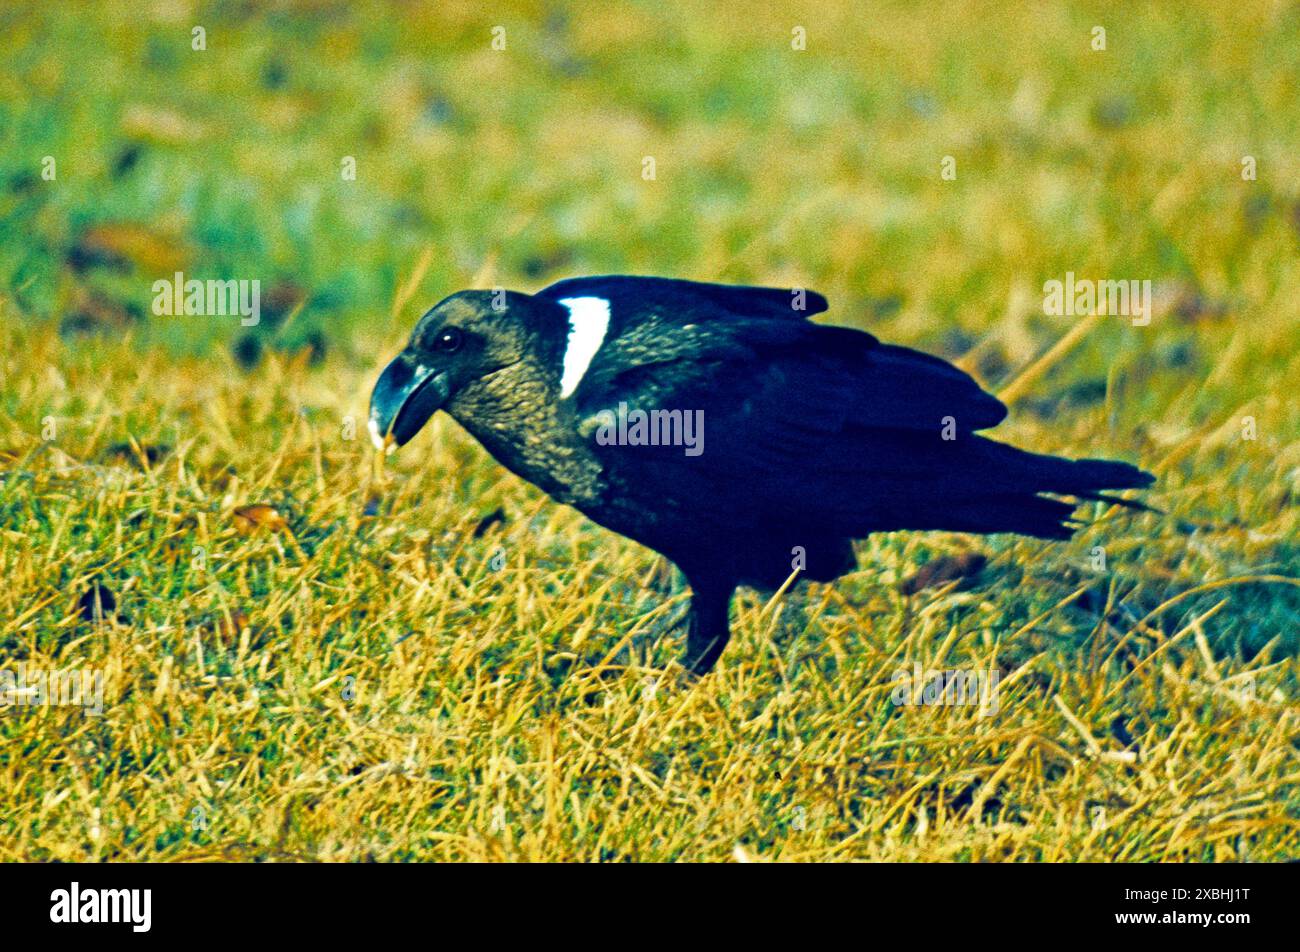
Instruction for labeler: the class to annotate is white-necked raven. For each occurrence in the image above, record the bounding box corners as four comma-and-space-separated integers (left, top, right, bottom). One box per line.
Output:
370, 276, 1153, 673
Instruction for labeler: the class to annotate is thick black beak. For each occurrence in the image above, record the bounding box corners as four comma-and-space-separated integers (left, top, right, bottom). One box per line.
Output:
368, 356, 451, 451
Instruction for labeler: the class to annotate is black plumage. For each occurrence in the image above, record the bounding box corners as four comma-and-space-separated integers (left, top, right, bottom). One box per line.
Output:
369, 276, 1154, 673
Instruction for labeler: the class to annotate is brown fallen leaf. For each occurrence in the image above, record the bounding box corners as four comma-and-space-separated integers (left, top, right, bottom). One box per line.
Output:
182, 609, 265, 661
232, 504, 289, 534
210, 609, 252, 649
67, 223, 188, 275
899, 552, 988, 596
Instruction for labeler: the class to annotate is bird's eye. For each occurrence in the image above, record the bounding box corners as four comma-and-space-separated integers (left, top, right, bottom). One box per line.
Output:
434, 327, 464, 353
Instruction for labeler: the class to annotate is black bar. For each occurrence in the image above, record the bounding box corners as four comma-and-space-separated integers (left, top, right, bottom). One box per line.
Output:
0, 861, 1289, 939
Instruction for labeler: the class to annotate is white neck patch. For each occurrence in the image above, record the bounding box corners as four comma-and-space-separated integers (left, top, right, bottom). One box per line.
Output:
556, 296, 610, 398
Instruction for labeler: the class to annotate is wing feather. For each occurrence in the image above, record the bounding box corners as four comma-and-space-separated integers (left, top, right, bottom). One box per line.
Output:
538, 275, 828, 322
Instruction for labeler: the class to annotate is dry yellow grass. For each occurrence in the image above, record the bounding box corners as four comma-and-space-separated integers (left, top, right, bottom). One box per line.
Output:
1, 307, 1296, 861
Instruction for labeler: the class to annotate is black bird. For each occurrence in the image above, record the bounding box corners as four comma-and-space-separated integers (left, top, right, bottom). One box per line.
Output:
369, 276, 1153, 673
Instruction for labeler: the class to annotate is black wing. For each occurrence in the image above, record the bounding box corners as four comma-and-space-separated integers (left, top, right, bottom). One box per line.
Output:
573, 313, 1007, 438
537, 275, 828, 324
566, 299, 1152, 545
572, 311, 1015, 531
539, 275, 1003, 432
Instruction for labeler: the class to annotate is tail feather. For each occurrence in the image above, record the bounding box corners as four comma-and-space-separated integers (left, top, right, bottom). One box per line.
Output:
958, 444, 1156, 537
1053, 456, 1156, 493
853, 436, 1156, 539
975, 442, 1154, 494
940, 493, 1081, 539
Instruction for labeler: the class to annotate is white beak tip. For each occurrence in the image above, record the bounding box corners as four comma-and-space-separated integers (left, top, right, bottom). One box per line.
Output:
368, 418, 397, 454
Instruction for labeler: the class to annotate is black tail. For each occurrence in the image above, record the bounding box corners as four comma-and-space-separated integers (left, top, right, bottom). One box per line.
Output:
944, 441, 1155, 539
851, 433, 1156, 540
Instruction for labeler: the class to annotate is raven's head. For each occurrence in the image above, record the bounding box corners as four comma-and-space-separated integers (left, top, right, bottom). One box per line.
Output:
368, 289, 563, 451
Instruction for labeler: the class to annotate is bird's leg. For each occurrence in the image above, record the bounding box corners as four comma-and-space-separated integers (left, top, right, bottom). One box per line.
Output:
680, 578, 735, 675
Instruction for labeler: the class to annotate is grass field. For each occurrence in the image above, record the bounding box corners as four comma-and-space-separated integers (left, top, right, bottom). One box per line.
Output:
1, 1, 1298, 861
